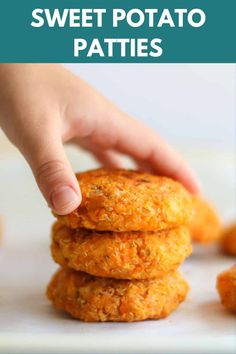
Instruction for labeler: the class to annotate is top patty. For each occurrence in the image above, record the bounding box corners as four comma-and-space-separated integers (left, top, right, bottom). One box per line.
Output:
55, 169, 193, 231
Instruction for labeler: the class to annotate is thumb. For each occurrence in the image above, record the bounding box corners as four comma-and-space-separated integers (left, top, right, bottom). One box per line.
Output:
22, 135, 81, 215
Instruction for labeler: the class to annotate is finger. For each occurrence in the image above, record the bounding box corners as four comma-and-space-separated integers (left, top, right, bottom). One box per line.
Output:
91, 108, 200, 193
132, 141, 200, 193
92, 150, 125, 169
135, 159, 154, 174
71, 138, 125, 169
137, 140, 201, 193
20, 131, 81, 215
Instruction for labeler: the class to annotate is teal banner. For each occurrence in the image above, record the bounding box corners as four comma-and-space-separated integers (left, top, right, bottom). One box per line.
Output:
0, 0, 235, 62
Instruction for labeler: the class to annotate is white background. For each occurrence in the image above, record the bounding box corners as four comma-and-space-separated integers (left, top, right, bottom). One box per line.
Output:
0, 64, 235, 151
64, 63, 235, 149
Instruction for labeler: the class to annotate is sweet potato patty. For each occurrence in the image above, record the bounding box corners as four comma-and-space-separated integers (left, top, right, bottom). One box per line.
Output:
47, 268, 189, 322
221, 223, 236, 256
51, 222, 192, 279
217, 265, 236, 313
55, 169, 193, 231
190, 196, 221, 244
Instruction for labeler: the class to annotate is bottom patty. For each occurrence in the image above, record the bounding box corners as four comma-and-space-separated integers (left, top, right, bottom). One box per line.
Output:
47, 268, 189, 322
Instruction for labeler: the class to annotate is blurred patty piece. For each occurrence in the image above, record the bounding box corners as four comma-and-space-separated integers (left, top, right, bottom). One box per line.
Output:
221, 223, 236, 256
217, 265, 236, 313
190, 195, 221, 244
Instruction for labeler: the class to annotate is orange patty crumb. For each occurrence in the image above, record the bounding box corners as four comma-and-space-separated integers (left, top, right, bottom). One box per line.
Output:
51, 222, 192, 279
190, 195, 221, 244
54, 169, 193, 232
47, 268, 189, 322
221, 223, 236, 256
217, 265, 236, 313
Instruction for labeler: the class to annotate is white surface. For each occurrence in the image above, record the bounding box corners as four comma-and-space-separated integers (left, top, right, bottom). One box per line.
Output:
0, 147, 235, 354
64, 64, 236, 149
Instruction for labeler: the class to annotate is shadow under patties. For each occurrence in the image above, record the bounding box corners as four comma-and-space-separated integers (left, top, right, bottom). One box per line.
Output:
194, 300, 235, 331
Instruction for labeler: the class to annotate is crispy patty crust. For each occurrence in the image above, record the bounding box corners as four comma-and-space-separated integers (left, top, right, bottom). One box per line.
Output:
51, 222, 192, 279
47, 268, 189, 322
217, 265, 236, 313
55, 169, 193, 231
190, 196, 221, 244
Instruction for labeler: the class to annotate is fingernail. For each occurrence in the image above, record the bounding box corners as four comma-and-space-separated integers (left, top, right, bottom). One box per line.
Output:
51, 186, 80, 214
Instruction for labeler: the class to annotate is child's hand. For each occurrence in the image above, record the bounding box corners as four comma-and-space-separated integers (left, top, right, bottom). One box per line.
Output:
0, 64, 200, 215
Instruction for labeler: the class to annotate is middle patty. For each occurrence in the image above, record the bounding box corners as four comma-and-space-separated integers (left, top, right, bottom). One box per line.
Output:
51, 222, 192, 280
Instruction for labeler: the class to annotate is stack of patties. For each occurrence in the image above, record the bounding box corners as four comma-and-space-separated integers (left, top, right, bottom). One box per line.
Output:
47, 169, 193, 322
